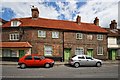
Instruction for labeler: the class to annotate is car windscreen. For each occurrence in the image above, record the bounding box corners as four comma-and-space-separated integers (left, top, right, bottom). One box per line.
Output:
40, 56, 45, 60
72, 55, 76, 58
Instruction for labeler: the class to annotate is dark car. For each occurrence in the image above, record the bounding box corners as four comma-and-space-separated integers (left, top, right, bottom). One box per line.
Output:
18, 54, 54, 69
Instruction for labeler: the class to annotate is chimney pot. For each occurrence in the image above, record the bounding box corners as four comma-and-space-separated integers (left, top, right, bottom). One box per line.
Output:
94, 17, 99, 26
110, 20, 117, 29
76, 15, 81, 25
31, 6, 39, 19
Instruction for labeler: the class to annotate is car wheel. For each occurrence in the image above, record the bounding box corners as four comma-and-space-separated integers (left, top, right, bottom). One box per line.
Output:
45, 63, 51, 68
74, 62, 80, 68
20, 64, 26, 69
96, 62, 102, 67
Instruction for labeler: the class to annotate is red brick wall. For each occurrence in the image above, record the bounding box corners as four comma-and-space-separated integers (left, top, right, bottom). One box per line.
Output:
2, 28, 108, 60
64, 31, 108, 60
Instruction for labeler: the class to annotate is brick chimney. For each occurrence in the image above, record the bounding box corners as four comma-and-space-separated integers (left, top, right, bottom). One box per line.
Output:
76, 15, 81, 25
31, 6, 39, 19
110, 20, 117, 29
94, 17, 99, 26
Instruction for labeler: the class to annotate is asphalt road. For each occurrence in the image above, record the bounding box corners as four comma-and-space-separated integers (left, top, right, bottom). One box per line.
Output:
1, 64, 119, 78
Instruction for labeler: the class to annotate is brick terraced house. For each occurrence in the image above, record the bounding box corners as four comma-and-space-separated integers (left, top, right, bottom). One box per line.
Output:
104, 20, 120, 60
1, 6, 108, 61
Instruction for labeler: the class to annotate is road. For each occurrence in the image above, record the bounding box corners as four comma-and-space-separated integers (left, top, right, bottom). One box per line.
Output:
1, 64, 119, 78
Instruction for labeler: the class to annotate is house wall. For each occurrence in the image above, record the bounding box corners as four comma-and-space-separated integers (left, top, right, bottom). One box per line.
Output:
64, 31, 108, 60
108, 37, 120, 60
2, 27, 108, 60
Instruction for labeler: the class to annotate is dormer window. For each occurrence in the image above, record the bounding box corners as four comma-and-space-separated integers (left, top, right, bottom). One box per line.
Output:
11, 21, 21, 27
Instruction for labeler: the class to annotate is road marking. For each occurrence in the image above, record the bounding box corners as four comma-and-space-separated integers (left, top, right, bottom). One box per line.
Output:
2, 75, 45, 78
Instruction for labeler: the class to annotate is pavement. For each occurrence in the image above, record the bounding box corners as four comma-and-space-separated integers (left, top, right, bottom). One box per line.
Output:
0, 60, 119, 66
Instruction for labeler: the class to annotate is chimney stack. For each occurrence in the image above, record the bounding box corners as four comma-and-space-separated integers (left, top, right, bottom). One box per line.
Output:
110, 20, 117, 29
76, 15, 81, 25
94, 17, 99, 26
31, 6, 39, 19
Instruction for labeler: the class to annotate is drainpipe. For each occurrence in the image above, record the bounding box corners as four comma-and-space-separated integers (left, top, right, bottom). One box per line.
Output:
62, 31, 64, 62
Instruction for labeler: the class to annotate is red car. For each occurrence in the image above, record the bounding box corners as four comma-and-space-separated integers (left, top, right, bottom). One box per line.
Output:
18, 54, 54, 69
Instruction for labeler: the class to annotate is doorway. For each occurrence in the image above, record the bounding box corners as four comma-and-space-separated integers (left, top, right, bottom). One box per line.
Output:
64, 48, 71, 62
19, 50, 25, 58
87, 49, 93, 57
109, 49, 116, 60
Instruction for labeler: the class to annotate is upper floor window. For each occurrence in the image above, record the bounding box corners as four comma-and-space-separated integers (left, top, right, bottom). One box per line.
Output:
87, 34, 93, 40
38, 30, 46, 38
11, 21, 21, 27
97, 47, 103, 55
76, 33, 83, 39
52, 31, 59, 38
97, 34, 103, 40
9, 33, 19, 40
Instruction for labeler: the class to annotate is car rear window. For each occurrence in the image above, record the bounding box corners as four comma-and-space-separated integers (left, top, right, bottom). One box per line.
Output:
25, 56, 32, 60
86, 56, 92, 59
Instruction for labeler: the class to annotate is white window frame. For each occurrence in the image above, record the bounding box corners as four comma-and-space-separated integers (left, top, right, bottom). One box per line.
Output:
52, 31, 59, 38
11, 21, 21, 27
44, 46, 52, 56
9, 33, 19, 40
38, 30, 46, 38
76, 33, 83, 39
87, 34, 93, 40
75, 48, 84, 55
97, 47, 103, 55
97, 34, 103, 40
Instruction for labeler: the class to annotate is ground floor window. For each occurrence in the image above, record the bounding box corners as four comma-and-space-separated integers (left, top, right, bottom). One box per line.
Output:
97, 47, 103, 55
11, 50, 17, 57
117, 49, 120, 56
44, 46, 52, 56
75, 48, 84, 55
2, 49, 18, 57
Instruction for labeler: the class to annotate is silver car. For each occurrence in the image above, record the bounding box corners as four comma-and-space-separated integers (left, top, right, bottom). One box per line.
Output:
69, 55, 102, 68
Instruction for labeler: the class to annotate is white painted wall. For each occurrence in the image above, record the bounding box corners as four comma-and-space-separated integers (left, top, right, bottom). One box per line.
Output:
108, 37, 120, 48
0, 22, 2, 26
108, 37, 117, 45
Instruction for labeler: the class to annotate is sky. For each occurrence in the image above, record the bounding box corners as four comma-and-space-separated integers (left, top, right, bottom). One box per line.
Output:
0, 0, 120, 28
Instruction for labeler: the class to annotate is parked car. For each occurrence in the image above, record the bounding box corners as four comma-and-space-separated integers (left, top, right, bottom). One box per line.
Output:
69, 55, 102, 68
18, 54, 54, 69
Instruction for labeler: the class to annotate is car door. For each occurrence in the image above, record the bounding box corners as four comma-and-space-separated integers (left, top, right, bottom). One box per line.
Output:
24, 55, 34, 66
33, 56, 41, 66
85, 56, 96, 66
77, 55, 86, 66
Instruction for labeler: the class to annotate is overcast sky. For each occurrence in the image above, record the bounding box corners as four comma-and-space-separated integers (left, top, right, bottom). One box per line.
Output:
1, 0, 120, 28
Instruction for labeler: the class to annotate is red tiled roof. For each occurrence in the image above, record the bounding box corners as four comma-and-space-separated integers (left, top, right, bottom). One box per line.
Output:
0, 42, 32, 48
2, 17, 108, 33
0, 18, 8, 24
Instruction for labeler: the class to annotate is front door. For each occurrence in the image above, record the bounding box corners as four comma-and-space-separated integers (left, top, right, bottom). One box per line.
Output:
109, 49, 116, 60
111, 49, 116, 60
87, 49, 93, 57
19, 50, 25, 58
64, 48, 71, 62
